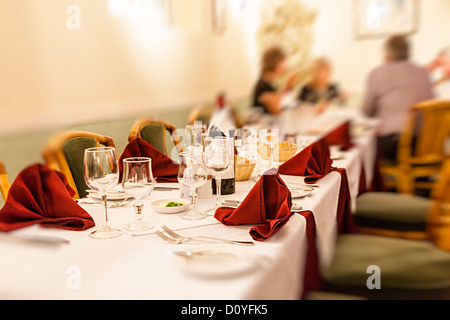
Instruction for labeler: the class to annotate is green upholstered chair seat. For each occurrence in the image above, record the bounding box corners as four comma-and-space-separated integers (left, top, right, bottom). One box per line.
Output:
355, 192, 431, 225
305, 291, 367, 300
323, 234, 450, 290
139, 123, 166, 155
63, 137, 98, 198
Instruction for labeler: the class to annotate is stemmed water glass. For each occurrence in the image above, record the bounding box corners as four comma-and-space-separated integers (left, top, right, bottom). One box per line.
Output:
185, 122, 208, 150
259, 128, 280, 170
177, 151, 208, 220
122, 157, 154, 234
84, 147, 123, 239
203, 136, 233, 214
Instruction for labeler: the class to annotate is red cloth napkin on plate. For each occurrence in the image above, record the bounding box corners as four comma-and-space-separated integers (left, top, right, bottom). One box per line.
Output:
0, 164, 95, 232
119, 138, 179, 183
278, 139, 333, 183
215, 169, 293, 241
321, 120, 355, 151
278, 139, 356, 233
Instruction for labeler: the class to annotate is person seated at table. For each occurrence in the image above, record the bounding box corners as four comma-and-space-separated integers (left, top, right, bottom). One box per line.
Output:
298, 57, 348, 108
361, 35, 434, 161
251, 46, 298, 115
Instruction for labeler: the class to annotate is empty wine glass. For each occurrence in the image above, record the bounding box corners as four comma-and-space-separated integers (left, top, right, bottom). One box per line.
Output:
84, 147, 123, 239
259, 128, 280, 170
122, 157, 154, 234
203, 136, 233, 214
177, 151, 207, 220
185, 122, 208, 150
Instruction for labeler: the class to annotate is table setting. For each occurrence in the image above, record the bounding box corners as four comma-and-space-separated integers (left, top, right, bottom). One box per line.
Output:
0, 108, 379, 300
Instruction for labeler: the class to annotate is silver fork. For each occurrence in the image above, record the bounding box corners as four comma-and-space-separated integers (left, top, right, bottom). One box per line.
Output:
160, 225, 254, 246
155, 230, 180, 243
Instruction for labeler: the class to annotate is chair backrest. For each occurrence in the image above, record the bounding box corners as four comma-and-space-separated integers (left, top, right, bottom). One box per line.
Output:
42, 131, 116, 199
0, 162, 11, 202
128, 119, 182, 156
398, 100, 450, 163
188, 105, 213, 126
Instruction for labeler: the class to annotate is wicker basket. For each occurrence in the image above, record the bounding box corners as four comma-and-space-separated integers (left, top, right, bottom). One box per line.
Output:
258, 142, 298, 162
235, 162, 256, 181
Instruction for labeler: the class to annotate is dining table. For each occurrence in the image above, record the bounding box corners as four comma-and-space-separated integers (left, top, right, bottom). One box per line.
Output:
0, 105, 379, 300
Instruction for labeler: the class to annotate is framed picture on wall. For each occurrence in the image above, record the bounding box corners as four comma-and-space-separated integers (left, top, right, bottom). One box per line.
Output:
353, 0, 420, 39
108, 0, 172, 26
212, 0, 227, 34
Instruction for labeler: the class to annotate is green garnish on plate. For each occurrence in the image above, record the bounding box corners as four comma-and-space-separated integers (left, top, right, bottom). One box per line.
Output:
165, 201, 184, 207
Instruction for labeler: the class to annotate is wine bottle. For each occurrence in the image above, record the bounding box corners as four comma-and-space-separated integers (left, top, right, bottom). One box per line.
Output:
211, 128, 235, 195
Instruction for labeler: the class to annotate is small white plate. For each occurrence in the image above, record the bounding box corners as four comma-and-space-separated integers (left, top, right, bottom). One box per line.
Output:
331, 151, 345, 160
151, 199, 190, 214
285, 183, 314, 199
171, 245, 260, 279
290, 189, 312, 199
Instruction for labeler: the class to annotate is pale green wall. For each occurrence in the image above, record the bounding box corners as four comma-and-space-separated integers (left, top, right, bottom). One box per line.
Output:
0, 97, 250, 207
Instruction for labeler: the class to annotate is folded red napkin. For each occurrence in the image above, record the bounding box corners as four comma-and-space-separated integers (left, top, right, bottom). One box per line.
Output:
278, 139, 356, 233
321, 120, 354, 151
119, 138, 179, 183
0, 164, 95, 232
215, 169, 293, 241
278, 139, 333, 183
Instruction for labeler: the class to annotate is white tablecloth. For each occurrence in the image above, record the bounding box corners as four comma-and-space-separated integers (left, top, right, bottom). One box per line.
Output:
0, 110, 377, 300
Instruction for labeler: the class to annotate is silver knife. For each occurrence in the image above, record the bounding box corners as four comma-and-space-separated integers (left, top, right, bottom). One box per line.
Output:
171, 250, 243, 260
223, 200, 242, 204
154, 187, 179, 191
0, 234, 70, 246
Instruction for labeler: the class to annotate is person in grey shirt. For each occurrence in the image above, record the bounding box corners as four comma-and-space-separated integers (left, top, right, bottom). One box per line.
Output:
361, 35, 434, 161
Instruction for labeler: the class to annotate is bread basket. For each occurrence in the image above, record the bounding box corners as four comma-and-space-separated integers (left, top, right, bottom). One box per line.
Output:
235, 156, 256, 181
258, 141, 298, 162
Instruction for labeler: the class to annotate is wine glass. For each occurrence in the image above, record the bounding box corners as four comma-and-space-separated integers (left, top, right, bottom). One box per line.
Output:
259, 128, 280, 170
122, 157, 154, 234
185, 122, 208, 150
177, 151, 208, 220
203, 136, 233, 214
84, 147, 123, 239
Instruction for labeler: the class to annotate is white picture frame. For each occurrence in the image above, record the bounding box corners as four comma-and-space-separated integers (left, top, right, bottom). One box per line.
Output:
353, 0, 419, 39
212, 0, 227, 34
108, 0, 172, 26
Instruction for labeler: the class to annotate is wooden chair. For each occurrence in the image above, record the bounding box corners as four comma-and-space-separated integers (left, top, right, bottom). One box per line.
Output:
380, 99, 450, 194
323, 161, 450, 299
355, 158, 450, 241
321, 233, 450, 300
42, 131, 116, 199
128, 119, 182, 157
427, 158, 450, 251
188, 105, 213, 126
0, 162, 11, 201
188, 104, 244, 128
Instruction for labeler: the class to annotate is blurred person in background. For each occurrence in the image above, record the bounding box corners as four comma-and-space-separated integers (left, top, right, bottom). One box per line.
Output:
298, 57, 348, 113
361, 35, 434, 161
251, 46, 298, 115
427, 46, 450, 98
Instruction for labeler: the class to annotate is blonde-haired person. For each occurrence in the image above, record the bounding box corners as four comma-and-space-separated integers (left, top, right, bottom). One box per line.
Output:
252, 46, 299, 115
298, 57, 347, 112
